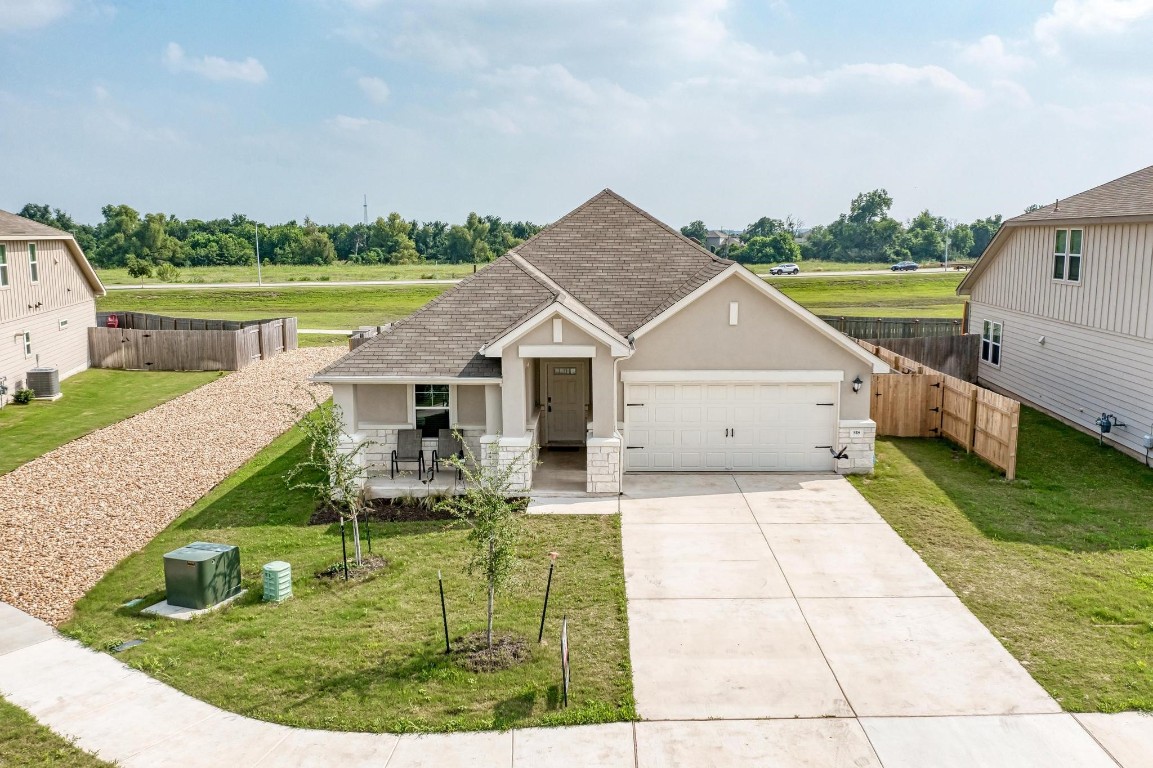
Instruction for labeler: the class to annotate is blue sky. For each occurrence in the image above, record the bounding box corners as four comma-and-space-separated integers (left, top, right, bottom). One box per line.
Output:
1, 0, 1150, 230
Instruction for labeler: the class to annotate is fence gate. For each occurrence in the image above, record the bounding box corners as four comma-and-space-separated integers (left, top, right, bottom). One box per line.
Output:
871, 373, 944, 437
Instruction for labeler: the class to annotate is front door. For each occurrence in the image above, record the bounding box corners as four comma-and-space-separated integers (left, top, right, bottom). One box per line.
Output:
545, 360, 588, 445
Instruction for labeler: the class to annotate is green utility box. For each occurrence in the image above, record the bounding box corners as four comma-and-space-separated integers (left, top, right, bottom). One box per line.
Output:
163, 542, 241, 610
262, 561, 292, 602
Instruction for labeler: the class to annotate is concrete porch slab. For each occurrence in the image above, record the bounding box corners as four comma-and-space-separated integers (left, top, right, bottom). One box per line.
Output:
762, 523, 952, 598
627, 598, 852, 720
1075, 712, 1153, 768
635, 718, 882, 767
512, 722, 636, 767
801, 596, 1060, 717
861, 715, 1120, 768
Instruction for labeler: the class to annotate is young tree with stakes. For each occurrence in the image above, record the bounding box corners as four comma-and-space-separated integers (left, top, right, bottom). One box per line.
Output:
286, 393, 374, 574
441, 433, 534, 649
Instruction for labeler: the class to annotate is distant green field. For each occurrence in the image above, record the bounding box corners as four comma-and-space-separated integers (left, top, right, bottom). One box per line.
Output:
96, 263, 477, 286
769, 272, 966, 318
97, 285, 446, 329
97, 271, 965, 329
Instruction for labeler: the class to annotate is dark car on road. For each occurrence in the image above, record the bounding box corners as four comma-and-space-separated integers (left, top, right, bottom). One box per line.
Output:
891, 261, 919, 271
769, 263, 800, 275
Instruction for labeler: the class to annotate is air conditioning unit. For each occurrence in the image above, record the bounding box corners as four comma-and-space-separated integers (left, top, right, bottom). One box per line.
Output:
26, 367, 61, 400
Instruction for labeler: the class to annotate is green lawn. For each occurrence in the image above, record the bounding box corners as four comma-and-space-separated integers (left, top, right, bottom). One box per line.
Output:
851, 407, 1153, 712
96, 263, 478, 286
97, 285, 446, 330
298, 333, 350, 348
62, 426, 634, 733
0, 369, 219, 475
0, 696, 111, 767
769, 272, 966, 318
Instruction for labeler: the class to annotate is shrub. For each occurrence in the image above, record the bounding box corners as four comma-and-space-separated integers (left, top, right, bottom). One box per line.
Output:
155, 263, 181, 283
13, 388, 35, 404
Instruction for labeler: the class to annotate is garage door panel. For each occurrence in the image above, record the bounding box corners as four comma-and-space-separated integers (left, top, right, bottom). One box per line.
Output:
624, 380, 838, 473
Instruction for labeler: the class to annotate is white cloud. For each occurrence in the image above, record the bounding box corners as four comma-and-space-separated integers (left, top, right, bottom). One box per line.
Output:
1034, 0, 1153, 53
357, 76, 391, 104
958, 35, 1032, 73
830, 63, 984, 105
162, 42, 268, 84
0, 0, 72, 31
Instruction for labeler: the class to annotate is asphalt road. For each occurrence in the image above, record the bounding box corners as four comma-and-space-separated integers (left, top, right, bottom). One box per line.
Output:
102, 267, 965, 291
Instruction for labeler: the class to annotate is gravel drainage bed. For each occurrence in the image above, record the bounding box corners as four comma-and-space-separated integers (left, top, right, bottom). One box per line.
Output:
0, 347, 344, 626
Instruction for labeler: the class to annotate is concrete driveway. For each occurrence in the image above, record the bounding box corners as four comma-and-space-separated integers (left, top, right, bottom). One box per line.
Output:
620, 473, 1130, 766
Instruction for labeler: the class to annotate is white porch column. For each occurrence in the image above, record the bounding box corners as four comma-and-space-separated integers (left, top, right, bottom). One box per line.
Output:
484, 383, 502, 435
500, 350, 526, 438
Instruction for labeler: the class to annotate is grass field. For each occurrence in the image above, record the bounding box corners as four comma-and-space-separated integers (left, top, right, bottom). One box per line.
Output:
98, 271, 965, 330
0, 369, 219, 475
62, 425, 634, 733
0, 696, 111, 767
769, 272, 966, 318
851, 407, 1153, 712
97, 285, 446, 330
95, 263, 478, 286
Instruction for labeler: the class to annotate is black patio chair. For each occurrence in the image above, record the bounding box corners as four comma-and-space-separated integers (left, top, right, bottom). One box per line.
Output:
433, 429, 464, 481
390, 429, 426, 479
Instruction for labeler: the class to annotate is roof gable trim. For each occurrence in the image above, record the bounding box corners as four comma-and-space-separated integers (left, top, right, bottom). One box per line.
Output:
482, 301, 631, 358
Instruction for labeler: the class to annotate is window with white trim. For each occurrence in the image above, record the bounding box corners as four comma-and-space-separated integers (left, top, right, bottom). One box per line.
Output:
23, 331, 32, 358
414, 384, 450, 437
0, 245, 8, 286
28, 243, 39, 283
981, 320, 1002, 366
1052, 229, 1082, 282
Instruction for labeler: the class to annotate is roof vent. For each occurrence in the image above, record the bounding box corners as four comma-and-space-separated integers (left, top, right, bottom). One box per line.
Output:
1054, 198, 1060, 211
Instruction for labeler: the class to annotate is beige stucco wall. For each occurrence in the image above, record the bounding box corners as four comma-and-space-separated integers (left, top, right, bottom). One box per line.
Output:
456, 384, 487, 427
355, 384, 409, 425
622, 274, 874, 419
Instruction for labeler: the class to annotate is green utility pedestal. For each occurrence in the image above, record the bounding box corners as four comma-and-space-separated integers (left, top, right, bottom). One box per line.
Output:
163, 542, 241, 610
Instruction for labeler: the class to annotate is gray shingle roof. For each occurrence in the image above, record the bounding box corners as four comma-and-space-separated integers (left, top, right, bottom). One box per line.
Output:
318, 190, 733, 380
317, 256, 556, 378
0, 209, 76, 239
1011, 164, 1153, 223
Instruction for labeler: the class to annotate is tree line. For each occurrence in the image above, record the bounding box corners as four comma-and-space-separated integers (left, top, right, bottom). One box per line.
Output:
680, 189, 1003, 265
15, 203, 543, 271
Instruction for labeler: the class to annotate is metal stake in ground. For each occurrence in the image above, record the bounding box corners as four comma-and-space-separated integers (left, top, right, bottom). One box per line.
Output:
538, 551, 559, 643
364, 510, 372, 555
560, 615, 570, 708
340, 518, 349, 581
438, 569, 451, 653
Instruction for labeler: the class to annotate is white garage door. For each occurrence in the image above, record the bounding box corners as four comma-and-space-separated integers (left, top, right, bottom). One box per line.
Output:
624, 380, 839, 472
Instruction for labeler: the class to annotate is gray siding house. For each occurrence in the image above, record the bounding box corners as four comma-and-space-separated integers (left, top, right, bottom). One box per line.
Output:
958, 165, 1153, 461
316, 191, 887, 494
0, 211, 105, 400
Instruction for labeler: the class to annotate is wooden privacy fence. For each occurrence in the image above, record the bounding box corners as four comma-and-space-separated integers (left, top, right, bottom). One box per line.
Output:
858, 334, 979, 382
90, 313, 298, 372
821, 315, 965, 340
860, 340, 1021, 479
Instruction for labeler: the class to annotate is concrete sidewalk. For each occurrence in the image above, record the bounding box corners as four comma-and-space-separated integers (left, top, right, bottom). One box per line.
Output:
3, 473, 1152, 766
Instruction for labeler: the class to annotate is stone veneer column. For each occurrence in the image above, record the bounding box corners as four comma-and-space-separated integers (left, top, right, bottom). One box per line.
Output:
835, 419, 877, 475
586, 436, 621, 493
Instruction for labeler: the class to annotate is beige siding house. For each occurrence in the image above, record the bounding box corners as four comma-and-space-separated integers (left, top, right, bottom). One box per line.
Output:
958, 165, 1153, 461
0, 210, 106, 400
316, 191, 888, 494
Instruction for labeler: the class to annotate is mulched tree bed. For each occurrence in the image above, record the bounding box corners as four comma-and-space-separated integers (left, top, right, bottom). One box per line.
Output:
315, 554, 389, 581
308, 496, 529, 525
452, 631, 532, 673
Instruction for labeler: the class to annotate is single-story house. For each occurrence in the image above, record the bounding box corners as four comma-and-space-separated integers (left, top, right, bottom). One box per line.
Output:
958, 164, 1153, 462
0, 210, 106, 401
314, 190, 887, 493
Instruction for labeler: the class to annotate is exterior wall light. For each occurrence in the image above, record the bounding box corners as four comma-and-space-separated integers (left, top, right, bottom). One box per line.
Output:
852, 375, 863, 393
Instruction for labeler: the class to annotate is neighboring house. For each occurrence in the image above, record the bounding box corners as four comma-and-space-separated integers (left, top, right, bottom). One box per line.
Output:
958, 165, 1153, 461
315, 190, 887, 493
0, 210, 106, 399
705, 229, 742, 252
